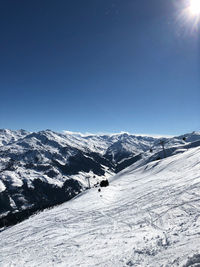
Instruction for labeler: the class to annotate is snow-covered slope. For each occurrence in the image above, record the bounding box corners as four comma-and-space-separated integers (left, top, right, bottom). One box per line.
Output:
0, 129, 199, 227
0, 145, 200, 266
0, 129, 158, 222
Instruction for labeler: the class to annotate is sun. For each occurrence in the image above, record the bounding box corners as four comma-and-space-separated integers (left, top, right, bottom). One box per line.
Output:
176, 0, 200, 33
189, 0, 200, 16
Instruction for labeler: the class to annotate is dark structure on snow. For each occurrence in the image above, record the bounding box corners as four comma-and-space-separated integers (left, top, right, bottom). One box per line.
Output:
100, 179, 109, 187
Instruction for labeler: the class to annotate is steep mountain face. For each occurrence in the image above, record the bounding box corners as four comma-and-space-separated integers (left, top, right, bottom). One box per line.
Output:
0, 145, 200, 266
0, 129, 199, 227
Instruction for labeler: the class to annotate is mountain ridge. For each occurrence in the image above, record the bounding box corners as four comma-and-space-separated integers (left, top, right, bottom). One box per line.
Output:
0, 129, 199, 227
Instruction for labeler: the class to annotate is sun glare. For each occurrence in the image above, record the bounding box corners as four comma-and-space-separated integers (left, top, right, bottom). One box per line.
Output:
177, 0, 200, 33
189, 0, 200, 16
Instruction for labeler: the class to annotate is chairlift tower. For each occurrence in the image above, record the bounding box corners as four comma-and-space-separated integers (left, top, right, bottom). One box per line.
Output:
86, 176, 91, 189
160, 140, 166, 158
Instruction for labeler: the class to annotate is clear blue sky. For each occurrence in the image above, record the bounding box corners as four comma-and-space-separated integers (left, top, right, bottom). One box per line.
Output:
0, 0, 199, 135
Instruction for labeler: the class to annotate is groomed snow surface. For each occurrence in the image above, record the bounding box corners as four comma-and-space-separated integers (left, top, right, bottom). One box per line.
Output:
1, 146, 200, 266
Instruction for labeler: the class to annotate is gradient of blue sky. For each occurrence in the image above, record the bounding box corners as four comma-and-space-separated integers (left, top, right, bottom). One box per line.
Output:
0, 0, 199, 135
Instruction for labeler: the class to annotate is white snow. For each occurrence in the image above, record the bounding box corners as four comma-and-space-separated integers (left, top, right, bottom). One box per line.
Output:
0, 180, 6, 193
0, 129, 29, 146
1, 171, 23, 188
0, 146, 200, 266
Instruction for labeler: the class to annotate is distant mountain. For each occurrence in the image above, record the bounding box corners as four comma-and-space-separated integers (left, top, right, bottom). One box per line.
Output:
0, 129, 199, 227
0, 129, 29, 146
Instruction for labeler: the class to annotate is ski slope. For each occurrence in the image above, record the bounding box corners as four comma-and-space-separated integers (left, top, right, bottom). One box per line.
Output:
0, 146, 200, 266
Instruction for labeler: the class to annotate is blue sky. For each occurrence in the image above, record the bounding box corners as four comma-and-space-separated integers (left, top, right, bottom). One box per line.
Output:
0, 0, 199, 135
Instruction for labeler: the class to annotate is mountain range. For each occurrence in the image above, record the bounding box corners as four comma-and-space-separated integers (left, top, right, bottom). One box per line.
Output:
0, 130, 200, 266
0, 129, 200, 228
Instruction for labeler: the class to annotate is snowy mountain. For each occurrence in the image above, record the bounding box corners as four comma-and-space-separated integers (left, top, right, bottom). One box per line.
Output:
0, 143, 200, 266
0, 129, 29, 146
0, 129, 199, 228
